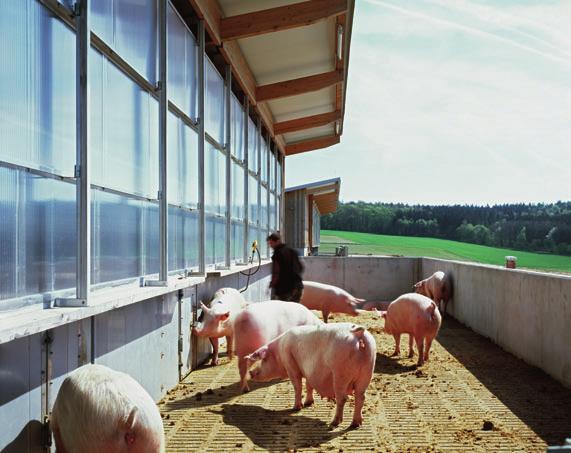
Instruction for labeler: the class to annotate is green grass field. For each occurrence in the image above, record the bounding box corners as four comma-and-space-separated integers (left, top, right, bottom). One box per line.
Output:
320, 230, 571, 273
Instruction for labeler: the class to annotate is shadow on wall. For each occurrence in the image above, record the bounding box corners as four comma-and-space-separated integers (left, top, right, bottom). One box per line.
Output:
437, 317, 571, 446
0, 420, 43, 453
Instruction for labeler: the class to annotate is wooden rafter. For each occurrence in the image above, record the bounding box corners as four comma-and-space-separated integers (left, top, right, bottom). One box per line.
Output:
274, 110, 341, 135
285, 135, 340, 156
257, 70, 343, 103
220, 0, 347, 41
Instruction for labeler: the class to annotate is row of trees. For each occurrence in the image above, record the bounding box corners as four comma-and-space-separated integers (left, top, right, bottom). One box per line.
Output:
321, 201, 571, 255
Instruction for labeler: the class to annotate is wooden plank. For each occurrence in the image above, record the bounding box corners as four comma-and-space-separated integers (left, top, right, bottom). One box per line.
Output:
285, 135, 340, 156
220, 0, 347, 41
187, 0, 222, 45
274, 110, 341, 135
257, 70, 343, 102
219, 41, 257, 104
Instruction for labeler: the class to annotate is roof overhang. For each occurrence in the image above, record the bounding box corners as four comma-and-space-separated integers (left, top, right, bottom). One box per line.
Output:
185, 0, 355, 157
286, 177, 341, 214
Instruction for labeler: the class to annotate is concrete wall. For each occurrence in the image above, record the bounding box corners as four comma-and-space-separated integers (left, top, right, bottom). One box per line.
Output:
304, 255, 571, 389
0, 264, 271, 452
422, 257, 571, 389
302, 256, 420, 301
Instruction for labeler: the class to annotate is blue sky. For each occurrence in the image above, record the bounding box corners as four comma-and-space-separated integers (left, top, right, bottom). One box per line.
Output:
285, 0, 571, 205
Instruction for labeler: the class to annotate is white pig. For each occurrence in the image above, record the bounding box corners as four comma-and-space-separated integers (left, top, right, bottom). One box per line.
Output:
192, 287, 247, 365
246, 322, 376, 429
378, 293, 442, 366
51, 364, 165, 453
414, 271, 451, 315
300, 281, 362, 322
233, 301, 322, 392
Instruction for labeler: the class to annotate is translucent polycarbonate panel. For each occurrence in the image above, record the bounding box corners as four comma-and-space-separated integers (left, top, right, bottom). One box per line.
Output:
261, 139, 268, 183
248, 226, 259, 253
230, 94, 245, 160
205, 215, 226, 266
205, 145, 225, 215
231, 221, 244, 261
205, 60, 224, 144
0, 167, 76, 302
91, 58, 159, 198
0, 1, 76, 176
117, 0, 158, 83
261, 186, 269, 228
231, 163, 245, 220
168, 207, 199, 272
248, 175, 259, 225
167, 4, 197, 119
168, 112, 199, 207
270, 193, 276, 231
277, 160, 283, 194
91, 0, 157, 83
247, 117, 258, 172
270, 152, 276, 192
91, 190, 158, 285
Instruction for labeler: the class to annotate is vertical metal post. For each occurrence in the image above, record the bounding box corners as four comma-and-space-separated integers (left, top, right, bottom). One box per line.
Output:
243, 99, 249, 264
280, 156, 285, 237
197, 20, 206, 275
266, 137, 271, 257
224, 65, 232, 268
56, 0, 90, 306
147, 0, 168, 286
257, 118, 262, 254
274, 145, 278, 232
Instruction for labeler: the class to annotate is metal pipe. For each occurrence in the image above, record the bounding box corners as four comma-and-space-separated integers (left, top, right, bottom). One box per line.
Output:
257, 118, 262, 249
198, 20, 206, 274
225, 65, 232, 268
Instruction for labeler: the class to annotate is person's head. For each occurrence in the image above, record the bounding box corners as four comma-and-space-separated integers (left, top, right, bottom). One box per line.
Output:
266, 232, 282, 250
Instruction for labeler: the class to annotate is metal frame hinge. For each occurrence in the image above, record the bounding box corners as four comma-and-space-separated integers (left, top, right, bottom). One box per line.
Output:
74, 164, 81, 178
155, 81, 164, 92
72, 2, 81, 18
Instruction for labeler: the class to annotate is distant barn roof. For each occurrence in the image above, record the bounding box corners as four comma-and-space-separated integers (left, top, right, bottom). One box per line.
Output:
286, 177, 341, 214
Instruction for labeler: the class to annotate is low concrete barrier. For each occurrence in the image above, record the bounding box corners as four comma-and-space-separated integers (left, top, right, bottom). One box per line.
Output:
304, 255, 571, 389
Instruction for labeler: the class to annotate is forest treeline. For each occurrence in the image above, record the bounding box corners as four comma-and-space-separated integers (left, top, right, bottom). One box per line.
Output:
322, 201, 571, 256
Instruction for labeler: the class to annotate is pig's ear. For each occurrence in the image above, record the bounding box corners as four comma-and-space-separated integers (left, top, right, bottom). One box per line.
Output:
216, 311, 230, 321
413, 282, 421, 288
355, 298, 366, 303
200, 301, 209, 311
122, 407, 138, 446
219, 289, 225, 294
247, 346, 268, 362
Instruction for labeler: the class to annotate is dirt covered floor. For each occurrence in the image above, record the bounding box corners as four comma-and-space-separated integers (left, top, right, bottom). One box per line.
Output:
158, 311, 571, 452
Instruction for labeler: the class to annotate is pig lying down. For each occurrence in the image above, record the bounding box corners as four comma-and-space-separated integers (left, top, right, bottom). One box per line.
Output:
192, 287, 247, 365
233, 301, 322, 392
414, 271, 451, 315
51, 364, 165, 453
246, 322, 376, 429
379, 293, 442, 366
299, 281, 362, 322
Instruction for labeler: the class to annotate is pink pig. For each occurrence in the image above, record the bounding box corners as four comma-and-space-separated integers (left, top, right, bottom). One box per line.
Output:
379, 293, 442, 366
233, 301, 322, 392
300, 281, 362, 322
192, 287, 247, 365
246, 322, 376, 429
414, 271, 451, 315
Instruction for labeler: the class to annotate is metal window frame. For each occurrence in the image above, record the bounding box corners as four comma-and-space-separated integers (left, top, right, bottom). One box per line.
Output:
243, 99, 250, 264
145, 0, 169, 287
224, 65, 232, 269
55, 0, 90, 307
197, 20, 206, 275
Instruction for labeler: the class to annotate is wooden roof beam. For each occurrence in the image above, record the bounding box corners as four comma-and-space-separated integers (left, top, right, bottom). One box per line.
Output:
285, 134, 340, 156
220, 0, 347, 41
257, 70, 343, 103
274, 110, 341, 135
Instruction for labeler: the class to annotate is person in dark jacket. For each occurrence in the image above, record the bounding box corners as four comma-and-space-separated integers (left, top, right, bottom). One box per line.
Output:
267, 232, 304, 302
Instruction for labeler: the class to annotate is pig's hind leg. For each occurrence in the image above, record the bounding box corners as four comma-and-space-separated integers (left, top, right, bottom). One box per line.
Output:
304, 381, 315, 407
424, 336, 434, 363
238, 356, 250, 392
209, 337, 219, 365
225, 335, 234, 360
391, 334, 401, 356
415, 335, 425, 366
408, 335, 414, 358
330, 374, 351, 427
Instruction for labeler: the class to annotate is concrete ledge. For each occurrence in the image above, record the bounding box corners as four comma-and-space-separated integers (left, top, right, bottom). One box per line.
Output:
0, 260, 268, 345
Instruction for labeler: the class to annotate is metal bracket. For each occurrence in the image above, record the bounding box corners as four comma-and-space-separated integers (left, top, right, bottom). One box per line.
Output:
155, 80, 163, 92
42, 415, 52, 449
54, 298, 88, 307
206, 271, 222, 278
72, 2, 80, 18
74, 164, 81, 178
